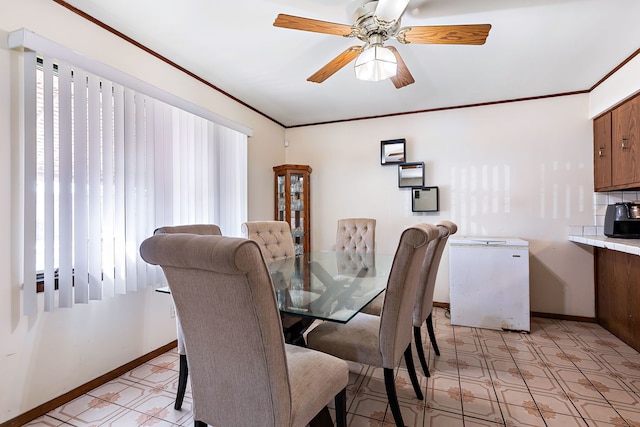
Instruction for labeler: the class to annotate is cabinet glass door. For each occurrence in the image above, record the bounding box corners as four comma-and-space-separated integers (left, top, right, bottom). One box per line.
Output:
277, 175, 286, 221
290, 173, 304, 255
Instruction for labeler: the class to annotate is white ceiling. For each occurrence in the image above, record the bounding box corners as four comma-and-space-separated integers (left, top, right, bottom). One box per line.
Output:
61, 0, 640, 127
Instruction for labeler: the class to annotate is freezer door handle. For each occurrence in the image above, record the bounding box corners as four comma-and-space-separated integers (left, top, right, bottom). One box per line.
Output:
470, 239, 507, 245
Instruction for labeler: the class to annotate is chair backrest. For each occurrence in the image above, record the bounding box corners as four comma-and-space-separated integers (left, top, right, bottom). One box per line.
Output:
412, 220, 458, 327
378, 223, 439, 369
140, 234, 292, 426
153, 224, 222, 355
154, 224, 222, 236
334, 218, 376, 254
241, 220, 295, 261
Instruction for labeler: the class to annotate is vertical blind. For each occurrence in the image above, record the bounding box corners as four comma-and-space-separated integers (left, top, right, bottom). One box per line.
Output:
19, 36, 248, 315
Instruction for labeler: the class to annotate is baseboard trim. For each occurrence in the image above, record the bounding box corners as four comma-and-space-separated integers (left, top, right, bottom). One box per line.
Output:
0, 341, 178, 427
433, 302, 597, 324
530, 311, 597, 323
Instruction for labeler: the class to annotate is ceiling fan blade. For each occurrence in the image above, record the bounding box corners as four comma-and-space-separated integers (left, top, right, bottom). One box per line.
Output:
398, 24, 492, 45
374, 0, 411, 23
307, 46, 363, 83
387, 46, 415, 88
274, 14, 353, 36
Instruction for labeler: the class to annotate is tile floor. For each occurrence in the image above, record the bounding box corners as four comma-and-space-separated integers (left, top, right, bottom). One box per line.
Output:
24, 307, 640, 426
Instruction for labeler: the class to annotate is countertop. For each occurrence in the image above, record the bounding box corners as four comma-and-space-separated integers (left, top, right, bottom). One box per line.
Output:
568, 232, 640, 256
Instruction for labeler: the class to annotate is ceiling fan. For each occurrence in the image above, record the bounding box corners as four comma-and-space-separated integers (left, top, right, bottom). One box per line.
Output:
273, 0, 491, 88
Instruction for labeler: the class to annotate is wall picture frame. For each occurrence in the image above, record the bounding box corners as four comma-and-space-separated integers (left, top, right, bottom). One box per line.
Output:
380, 139, 406, 165
412, 186, 439, 212
398, 162, 424, 188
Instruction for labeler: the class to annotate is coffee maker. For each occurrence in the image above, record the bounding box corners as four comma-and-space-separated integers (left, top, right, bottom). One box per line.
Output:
604, 202, 640, 238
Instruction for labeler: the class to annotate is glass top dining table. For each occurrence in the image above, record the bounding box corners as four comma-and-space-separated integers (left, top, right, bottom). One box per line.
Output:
156, 250, 392, 324
270, 251, 392, 323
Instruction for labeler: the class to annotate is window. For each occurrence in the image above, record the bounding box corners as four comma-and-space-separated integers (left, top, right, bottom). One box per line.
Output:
13, 29, 250, 314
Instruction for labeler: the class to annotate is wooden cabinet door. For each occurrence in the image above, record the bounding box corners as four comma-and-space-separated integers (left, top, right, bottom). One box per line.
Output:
594, 112, 612, 190
596, 248, 640, 352
612, 95, 640, 186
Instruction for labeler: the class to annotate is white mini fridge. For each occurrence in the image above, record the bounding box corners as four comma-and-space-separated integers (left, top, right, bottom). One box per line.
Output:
449, 237, 530, 332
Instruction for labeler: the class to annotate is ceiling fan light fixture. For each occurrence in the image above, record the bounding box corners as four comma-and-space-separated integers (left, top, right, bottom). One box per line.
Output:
354, 45, 397, 82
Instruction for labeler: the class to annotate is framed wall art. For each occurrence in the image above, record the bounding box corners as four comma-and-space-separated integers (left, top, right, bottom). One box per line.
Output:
380, 139, 406, 165
412, 186, 439, 212
398, 162, 424, 188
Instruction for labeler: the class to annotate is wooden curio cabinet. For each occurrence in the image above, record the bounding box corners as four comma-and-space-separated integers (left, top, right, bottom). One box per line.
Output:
273, 164, 311, 255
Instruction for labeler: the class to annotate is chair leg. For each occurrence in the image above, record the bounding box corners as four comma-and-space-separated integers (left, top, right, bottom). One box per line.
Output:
426, 312, 440, 356
404, 344, 424, 400
384, 368, 405, 427
413, 325, 430, 377
335, 388, 347, 427
175, 354, 189, 410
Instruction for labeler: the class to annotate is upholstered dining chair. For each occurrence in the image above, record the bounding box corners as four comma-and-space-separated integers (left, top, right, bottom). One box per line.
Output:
306, 223, 440, 427
412, 220, 457, 377
334, 217, 376, 253
241, 220, 296, 262
140, 234, 348, 427
153, 224, 222, 410
242, 220, 310, 342
360, 221, 458, 377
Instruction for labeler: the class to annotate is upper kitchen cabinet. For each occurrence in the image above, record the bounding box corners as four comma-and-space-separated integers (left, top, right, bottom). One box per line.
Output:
594, 93, 640, 191
612, 94, 640, 188
594, 112, 612, 191
273, 164, 311, 256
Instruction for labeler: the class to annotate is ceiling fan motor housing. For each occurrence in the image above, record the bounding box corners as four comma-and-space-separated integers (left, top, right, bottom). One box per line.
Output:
352, 1, 400, 44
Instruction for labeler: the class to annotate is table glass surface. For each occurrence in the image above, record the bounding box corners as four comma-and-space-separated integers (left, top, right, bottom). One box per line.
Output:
156, 251, 392, 323
270, 251, 391, 323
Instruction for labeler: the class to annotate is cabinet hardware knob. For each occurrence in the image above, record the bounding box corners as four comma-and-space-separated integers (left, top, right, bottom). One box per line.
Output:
599, 150, 604, 157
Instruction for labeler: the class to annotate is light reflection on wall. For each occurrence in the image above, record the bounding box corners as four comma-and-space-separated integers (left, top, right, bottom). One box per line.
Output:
451, 161, 589, 236
451, 164, 512, 235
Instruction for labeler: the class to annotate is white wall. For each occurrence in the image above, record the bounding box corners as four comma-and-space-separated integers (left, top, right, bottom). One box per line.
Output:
590, 54, 640, 118
285, 94, 596, 318
0, 0, 284, 422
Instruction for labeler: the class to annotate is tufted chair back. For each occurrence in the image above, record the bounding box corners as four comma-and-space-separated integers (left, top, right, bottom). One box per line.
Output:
241, 220, 296, 262
334, 218, 376, 254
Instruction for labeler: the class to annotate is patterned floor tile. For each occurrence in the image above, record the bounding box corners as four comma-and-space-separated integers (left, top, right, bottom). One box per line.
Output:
32, 312, 640, 427
423, 408, 465, 426
424, 386, 463, 414
584, 418, 631, 427
461, 394, 503, 423
458, 376, 499, 403
528, 388, 582, 418
347, 412, 393, 427
492, 385, 535, 409
571, 398, 628, 425
611, 401, 640, 427
540, 411, 589, 427
21, 416, 66, 426
499, 401, 546, 427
